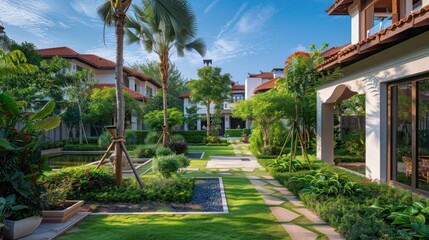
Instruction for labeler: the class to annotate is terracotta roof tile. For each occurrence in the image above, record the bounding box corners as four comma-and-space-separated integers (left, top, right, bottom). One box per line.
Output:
36, 46, 161, 88
232, 85, 245, 91
253, 77, 280, 94
180, 92, 190, 99
248, 72, 274, 79
326, 0, 354, 15
319, 5, 429, 70
93, 84, 146, 101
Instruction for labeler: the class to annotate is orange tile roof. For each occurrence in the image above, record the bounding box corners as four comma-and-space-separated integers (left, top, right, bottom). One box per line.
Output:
248, 72, 274, 79
253, 77, 280, 94
319, 5, 429, 71
180, 92, 190, 99
93, 84, 146, 101
232, 85, 245, 91
326, 0, 353, 15
36, 46, 161, 88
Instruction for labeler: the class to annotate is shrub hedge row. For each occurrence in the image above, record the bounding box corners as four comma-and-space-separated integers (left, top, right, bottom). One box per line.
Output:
172, 130, 205, 143
334, 155, 365, 164
224, 129, 251, 137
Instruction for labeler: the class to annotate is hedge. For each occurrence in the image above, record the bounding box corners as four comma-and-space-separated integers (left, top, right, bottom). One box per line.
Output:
224, 129, 252, 137
334, 155, 365, 164
124, 130, 150, 145
172, 130, 205, 143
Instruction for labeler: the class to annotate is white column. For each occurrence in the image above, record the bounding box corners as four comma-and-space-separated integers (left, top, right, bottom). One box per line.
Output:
317, 96, 334, 164
197, 119, 201, 130
365, 86, 382, 181
225, 115, 230, 130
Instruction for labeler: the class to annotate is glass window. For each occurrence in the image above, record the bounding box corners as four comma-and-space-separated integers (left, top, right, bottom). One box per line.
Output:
418, 80, 429, 191
146, 87, 153, 97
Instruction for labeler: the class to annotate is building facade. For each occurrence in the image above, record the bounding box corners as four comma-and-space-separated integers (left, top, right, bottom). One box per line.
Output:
317, 0, 429, 193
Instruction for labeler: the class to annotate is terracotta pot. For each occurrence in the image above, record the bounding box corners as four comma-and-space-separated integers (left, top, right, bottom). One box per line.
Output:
42, 200, 84, 223
241, 135, 248, 143
3, 216, 42, 240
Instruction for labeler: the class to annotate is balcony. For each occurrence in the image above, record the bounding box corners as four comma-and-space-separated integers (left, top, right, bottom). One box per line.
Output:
367, 17, 392, 38
223, 102, 236, 110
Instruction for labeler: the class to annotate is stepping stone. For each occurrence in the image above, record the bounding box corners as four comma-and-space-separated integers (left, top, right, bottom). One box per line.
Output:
219, 169, 230, 172
246, 176, 260, 180
267, 180, 282, 187
270, 207, 300, 222
273, 187, 293, 195
249, 180, 267, 186
242, 168, 255, 172
219, 172, 232, 175
294, 208, 326, 224
283, 195, 305, 206
262, 175, 274, 180
262, 195, 285, 205
255, 186, 275, 195
282, 223, 318, 240
313, 225, 344, 240
180, 168, 199, 171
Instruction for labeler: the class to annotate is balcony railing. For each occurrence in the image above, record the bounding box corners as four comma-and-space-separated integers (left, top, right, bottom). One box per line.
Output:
367, 18, 392, 37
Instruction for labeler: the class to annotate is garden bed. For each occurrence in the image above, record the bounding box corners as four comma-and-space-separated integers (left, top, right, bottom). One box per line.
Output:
80, 178, 227, 214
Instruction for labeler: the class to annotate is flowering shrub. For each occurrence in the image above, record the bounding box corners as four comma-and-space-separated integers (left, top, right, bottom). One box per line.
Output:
0, 93, 61, 219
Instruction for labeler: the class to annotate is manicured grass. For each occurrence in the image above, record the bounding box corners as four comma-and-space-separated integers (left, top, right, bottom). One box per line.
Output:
188, 145, 235, 160
59, 176, 289, 240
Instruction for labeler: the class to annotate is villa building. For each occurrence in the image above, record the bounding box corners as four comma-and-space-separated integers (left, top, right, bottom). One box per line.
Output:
36, 46, 160, 139
317, 0, 429, 193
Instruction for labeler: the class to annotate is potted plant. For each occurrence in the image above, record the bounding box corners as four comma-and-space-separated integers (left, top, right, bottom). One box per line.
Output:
241, 134, 248, 143
0, 93, 61, 239
0, 195, 28, 239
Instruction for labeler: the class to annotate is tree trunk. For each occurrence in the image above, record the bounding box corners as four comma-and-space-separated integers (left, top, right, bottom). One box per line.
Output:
262, 129, 268, 148
159, 53, 170, 147
206, 100, 211, 137
114, 11, 125, 187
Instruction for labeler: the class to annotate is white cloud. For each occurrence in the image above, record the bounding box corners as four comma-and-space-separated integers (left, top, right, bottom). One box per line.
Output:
291, 44, 309, 53
70, 0, 102, 19
58, 22, 71, 30
235, 5, 276, 34
217, 3, 248, 39
204, 0, 221, 14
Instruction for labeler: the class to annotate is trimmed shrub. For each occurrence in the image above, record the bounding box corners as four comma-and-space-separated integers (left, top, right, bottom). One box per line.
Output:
133, 145, 156, 158
175, 154, 191, 168
145, 131, 161, 144
262, 145, 282, 156
125, 130, 150, 145
156, 147, 174, 156
168, 141, 188, 154
205, 136, 221, 144
172, 130, 205, 143
63, 144, 107, 151
154, 155, 180, 178
98, 131, 111, 148
225, 129, 244, 137
39, 140, 66, 150
171, 134, 186, 143
334, 155, 365, 164
243, 128, 252, 136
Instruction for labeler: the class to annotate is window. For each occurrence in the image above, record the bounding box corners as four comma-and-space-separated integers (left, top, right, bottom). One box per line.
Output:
389, 78, 429, 192
146, 87, 153, 97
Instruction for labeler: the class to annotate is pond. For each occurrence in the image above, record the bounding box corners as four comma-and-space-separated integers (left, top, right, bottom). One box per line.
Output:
48, 154, 103, 169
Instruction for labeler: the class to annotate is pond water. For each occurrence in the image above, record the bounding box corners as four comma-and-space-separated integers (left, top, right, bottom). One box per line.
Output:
48, 154, 103, 169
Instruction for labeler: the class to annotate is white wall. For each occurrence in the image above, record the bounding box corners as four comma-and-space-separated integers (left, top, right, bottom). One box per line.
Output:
349, 3, 360, 44
245, 77, 263, 99
317, 31, 429, 181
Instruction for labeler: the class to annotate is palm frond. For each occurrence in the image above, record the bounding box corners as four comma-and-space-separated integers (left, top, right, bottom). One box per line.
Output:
185, 38, 206, 57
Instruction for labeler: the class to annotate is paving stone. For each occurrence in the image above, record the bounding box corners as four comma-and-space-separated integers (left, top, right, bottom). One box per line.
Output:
283, 195, 305, 206
294, 208, 326, 224
219, 168, 230, 172
219, 172, 232, 175
246, 176, 260, 180
249, 180, 268, 186
313, 225, 344, 240
273, 187, 293, 195
282, 223, 318, 240
255, 186, 275, 195
262, 175, 274, 180
270, 207, 300, 222
242, 168, 255, 172
180, 168, 199, 171
262, 195, 285, 205
267, 180, 282, 187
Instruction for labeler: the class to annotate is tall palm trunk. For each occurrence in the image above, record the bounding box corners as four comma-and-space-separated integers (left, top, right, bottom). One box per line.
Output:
159, 53, 169, 147
114, 10, 125, 187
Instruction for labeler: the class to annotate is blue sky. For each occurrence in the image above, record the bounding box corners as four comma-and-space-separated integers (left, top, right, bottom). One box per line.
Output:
0, 0, 350, 83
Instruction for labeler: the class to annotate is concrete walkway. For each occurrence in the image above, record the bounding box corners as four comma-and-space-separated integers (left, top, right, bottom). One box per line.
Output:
231, 142, 343, 240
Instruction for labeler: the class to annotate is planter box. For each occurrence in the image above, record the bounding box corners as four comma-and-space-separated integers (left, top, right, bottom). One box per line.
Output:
3, 216, 42, 240
42, 200, 84, 223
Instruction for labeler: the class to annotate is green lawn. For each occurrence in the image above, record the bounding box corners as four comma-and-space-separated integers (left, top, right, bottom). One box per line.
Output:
59, 144, 293, 239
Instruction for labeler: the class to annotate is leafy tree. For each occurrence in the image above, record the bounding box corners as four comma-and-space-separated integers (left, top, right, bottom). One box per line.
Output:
9, 41, 41, 66
144, 108, 184, 131
211, 104, 222, 136
86, 88, 144, 130
132, 60, 187, 112
184, 105, 200, 130
126, 0, 206, 146
232, 91, 294, 148
188, 66, 231, 136
0, 49, 38, 77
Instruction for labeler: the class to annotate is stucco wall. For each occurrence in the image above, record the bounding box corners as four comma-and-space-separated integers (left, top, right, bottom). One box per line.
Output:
317, 31, 429, 181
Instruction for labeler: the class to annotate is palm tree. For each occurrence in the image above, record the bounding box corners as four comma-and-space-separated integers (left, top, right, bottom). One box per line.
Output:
97, 0, 132, 187
126, 0, 206, 147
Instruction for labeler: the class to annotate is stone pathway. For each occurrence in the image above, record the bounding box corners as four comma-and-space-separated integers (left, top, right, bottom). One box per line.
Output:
230, 142, 344, 240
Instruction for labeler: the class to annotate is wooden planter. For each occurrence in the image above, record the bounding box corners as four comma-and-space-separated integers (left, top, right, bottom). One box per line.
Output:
42, 200, 84, 223
3, 216, 42, 239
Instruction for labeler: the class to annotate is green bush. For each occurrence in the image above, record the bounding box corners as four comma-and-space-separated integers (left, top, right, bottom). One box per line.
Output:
171, 134, 186, 142
243, 128, 252, 136
168, 141, 188, 154
225, 129, 244, 137
205, 136, 221, 144
133, 145, 156, 158
63, 144, 107, 151
334, 155, 365, 164
268, 155, 312, 172
39, 140, 66, 150
172, 130, 205, 143
145, 131, 161, 144
125, 130, 149, 145
261, 145, 282, 156
156, 147, 174, 156
154, 155, 180, 178
206, 143, 230, 146
98, 131, 111, 148
175, 154, 191, 168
